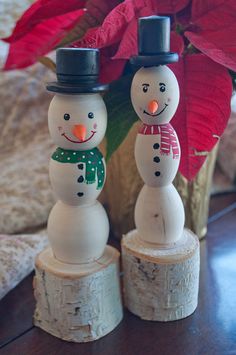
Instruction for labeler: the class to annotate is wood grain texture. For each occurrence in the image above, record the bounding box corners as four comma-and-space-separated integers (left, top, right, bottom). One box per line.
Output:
1, 195, 236, 354
0, 273, 34, 348
122, 229, 200, 321
33, 246, 123, 342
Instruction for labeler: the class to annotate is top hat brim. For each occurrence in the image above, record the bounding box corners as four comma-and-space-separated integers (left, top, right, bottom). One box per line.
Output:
46, 81, 109, 94
130, 52, 178, 67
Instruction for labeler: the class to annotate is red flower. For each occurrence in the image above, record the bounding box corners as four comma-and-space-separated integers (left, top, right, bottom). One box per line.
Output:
2, 0, 235, 180
2, 0, 120, 70
170, 54, 232, 180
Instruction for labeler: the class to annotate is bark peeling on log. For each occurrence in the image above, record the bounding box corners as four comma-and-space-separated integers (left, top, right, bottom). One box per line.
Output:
33, 246, 123, 342
122, 229, 200, 322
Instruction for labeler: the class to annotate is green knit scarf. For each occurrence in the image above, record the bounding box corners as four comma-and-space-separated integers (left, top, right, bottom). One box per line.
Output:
51, 147, 105, 189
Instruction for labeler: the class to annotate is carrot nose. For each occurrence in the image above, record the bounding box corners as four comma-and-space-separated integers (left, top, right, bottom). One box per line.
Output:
72, 124, 87, 141
148, 100, 159, 114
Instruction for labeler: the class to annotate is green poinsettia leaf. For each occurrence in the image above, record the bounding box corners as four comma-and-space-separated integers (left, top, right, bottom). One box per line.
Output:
104, 74, 138, 161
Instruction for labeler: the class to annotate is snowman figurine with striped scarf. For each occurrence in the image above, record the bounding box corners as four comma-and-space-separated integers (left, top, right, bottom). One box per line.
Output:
46, 48, 109, 264
121, 16, 200, 323
131, 16, 185, 245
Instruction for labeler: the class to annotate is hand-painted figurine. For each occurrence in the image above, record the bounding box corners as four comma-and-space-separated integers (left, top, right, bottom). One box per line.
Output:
47, 48, 109, 263
122, 16, 199, 322
130, 16, 185, 245
34, 48, 123, 341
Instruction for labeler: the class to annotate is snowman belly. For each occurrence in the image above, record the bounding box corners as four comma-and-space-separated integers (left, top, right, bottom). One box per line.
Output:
49, 158, 105, 206
135, 134, 180, 187
135, 184, 185, 244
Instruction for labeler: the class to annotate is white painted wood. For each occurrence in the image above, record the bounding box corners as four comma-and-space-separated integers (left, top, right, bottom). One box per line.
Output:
135, 184, 185, 244
131, 66, 179, 125
47, 201, 109, 264
34, 246, 123, 342
48, 93, 107, 151
122, 229, 200, 321
49, 157, 106, 206
47, 90, 109, 262
130, 64, 183, 245
135, 131, 180, 187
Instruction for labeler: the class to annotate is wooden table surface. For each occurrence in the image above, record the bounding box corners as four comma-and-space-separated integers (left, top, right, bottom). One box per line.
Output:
1, 193, 236, 355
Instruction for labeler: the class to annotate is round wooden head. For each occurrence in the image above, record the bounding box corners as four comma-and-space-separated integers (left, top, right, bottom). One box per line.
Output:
48, 93, 107, 151
131, 65, 179, 125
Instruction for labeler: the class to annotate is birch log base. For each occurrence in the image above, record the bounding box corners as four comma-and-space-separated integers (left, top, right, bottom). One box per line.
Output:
122, 228, 200, 322
33, 245, 123, 343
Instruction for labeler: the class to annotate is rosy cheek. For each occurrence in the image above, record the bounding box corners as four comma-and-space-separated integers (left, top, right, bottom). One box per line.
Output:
93, 123, 97, 129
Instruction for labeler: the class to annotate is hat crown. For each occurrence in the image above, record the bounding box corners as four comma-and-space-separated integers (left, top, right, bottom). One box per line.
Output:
138, 16, 170, 55
130, 15, 178, 66
56, 48, 99, 84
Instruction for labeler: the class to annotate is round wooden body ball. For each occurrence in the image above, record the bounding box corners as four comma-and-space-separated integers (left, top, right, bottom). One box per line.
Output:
34, 246, 123, 342
122, 229, 200, 321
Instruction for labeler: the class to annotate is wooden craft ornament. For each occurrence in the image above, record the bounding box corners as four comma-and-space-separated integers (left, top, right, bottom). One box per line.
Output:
33, 48, 123, 342
122, 15, 200, 321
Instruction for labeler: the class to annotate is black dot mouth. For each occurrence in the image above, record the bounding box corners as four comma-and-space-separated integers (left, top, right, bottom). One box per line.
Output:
143, 103, 168, 117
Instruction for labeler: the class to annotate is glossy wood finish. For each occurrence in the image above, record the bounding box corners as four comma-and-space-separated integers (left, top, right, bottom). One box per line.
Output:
1, 193, 236, 355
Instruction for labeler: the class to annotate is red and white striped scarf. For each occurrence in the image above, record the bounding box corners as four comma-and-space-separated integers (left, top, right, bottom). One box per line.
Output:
138, 123, 180, 159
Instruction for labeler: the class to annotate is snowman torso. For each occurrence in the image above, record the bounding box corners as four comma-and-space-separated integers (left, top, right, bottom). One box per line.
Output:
47, 93, 107, 207
135, 123, 180, 187
50, 147, 105, 206
131, 64, 185, 244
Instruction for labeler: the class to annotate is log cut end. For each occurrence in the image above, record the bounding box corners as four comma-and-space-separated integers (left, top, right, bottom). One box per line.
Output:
33, 245, 123, 342
122, 228, 200, 321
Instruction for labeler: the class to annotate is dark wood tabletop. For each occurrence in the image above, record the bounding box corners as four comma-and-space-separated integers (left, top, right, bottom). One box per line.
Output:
1, 192, 236, 355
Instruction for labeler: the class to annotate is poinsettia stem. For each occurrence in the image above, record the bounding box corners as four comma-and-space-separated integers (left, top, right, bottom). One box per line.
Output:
38, 57, 56, 73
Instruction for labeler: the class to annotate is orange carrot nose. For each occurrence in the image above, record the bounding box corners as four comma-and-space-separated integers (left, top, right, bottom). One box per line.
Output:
148, 100, 159, 114
72, 124, 87, 141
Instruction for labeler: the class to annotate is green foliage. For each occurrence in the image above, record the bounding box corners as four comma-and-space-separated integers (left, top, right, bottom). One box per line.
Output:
104, 75, 138, 161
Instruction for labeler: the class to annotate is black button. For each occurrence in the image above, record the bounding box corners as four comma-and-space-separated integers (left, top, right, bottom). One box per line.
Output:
155, 171, 161, 177
153, 143, 160, 149
77, 192, 84, 197
153, 156, 160, 163
78, 164, 83, 170
77, 176, 84, 183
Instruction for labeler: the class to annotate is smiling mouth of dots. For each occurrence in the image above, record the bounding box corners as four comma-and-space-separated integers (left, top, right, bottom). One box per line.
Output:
61, 131, 96, 143
143, 103, 168, 117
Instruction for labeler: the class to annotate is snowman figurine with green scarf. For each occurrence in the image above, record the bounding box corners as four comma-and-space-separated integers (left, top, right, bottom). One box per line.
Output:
46, 48, 109, 264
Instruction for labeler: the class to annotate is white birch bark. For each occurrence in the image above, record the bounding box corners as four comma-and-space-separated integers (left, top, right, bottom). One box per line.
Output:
34, 246, 123, 342
122, 229, 200, 321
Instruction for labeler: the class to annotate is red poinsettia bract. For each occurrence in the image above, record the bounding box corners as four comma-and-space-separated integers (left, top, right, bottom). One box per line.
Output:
170, 55, 232, 180
2, 0, 235, 180
2, 0, 121, 70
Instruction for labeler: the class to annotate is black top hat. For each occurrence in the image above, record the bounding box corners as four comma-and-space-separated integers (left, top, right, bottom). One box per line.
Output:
47, 48, 108, 94
130, 16, 178, 67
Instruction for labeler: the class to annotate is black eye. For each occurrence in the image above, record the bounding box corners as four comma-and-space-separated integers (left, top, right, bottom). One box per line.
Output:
88, 112, 94, 119
160, 86, 166, 93
64, 113, 70, 120
143, 85, 148, 93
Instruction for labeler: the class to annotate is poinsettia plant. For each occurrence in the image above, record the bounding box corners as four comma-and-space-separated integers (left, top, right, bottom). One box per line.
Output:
2, 0, 236, 180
